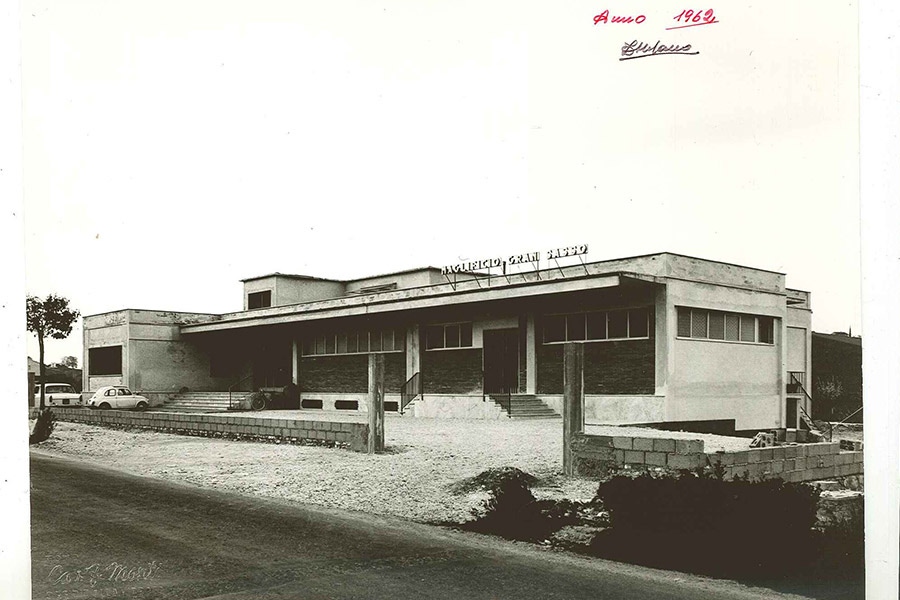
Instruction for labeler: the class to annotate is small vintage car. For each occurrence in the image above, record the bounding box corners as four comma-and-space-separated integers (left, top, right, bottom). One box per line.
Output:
87, 386, 150, 410
33, 383, 83, 407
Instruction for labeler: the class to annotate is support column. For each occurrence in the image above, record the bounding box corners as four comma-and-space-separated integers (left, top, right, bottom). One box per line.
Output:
525, 314, 537, 394
563, 343, 584, 476
368, 353, 385, 454
405, 324, 420, 380
291, 338, 299, 385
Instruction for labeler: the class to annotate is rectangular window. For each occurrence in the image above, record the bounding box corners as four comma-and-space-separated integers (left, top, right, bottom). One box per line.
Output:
566, 313, 586, 341
677, 307, 776, 346
369, 330, 383, 352
586, 312, 607, 340
628, 308, 649, 338
691, 309, 709, 338
424, 322, 474, 350
88, 346, 122, 376
445, 324, 461, 348
543, 308, 650, 343
247, 290, 272, 310
301, 327, 405, 356
709, 312, 725, 340
724, 313, 740, 341
677, 308, 692, 338
740, 315, 756, 342
607, 310, 628, 339
758, 316, 775, 344
425, 325, 444, 350
459, 323, 473, 347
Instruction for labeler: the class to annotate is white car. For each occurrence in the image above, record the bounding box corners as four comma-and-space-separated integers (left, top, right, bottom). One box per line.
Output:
88, 386, 150, 410
34, 383, 83, 407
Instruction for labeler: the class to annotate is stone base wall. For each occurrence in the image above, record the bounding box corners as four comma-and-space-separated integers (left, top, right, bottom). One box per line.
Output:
410, 395, 505, 419
30, 407, 371, 452
570, 433, 865, 483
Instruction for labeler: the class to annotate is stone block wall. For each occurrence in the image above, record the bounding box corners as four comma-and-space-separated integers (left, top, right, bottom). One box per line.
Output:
30, 407, 371, 452
570, 432, 865, 482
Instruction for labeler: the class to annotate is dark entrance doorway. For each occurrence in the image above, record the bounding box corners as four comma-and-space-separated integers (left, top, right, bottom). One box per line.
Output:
483, 328, 520, 395
253, 337, 293, 389
786, 397, 798, 429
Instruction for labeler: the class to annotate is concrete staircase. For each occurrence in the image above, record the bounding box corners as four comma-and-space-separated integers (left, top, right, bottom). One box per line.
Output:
160, 391, 248, 413
489, 394, 560, 419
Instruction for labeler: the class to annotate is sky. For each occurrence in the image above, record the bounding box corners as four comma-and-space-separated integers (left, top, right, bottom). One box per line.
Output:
20, 0, 860, 364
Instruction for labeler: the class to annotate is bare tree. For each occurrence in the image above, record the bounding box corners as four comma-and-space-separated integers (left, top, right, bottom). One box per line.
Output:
26, 294, 80, 410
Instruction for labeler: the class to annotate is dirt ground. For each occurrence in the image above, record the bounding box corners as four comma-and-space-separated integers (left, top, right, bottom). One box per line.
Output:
28, 413, 829, 524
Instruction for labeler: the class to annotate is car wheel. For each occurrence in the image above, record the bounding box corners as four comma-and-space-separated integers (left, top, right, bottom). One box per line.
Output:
135, 401, 148, 411
99, 402, 111, 410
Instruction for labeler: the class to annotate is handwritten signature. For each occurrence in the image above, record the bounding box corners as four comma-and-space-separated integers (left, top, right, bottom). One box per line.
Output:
48, 561, 160, 587
620, 40, 699, 61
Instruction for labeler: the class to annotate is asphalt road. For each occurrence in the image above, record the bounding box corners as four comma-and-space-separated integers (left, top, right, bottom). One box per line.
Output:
31, 453, 805, 600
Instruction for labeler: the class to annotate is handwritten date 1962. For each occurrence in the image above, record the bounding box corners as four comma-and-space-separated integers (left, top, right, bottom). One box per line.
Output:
671, 9, 717, 25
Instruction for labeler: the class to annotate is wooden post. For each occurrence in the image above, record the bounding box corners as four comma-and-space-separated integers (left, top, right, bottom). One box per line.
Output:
368, 353, 385, 454
563, 342, 584, 476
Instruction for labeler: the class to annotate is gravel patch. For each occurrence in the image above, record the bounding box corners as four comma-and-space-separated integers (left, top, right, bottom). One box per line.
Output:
30, 415, 753, 523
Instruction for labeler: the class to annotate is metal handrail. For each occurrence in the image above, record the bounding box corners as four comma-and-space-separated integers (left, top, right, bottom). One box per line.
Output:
400, 372, 422, 415
825, 405, 863, 441
228, 372, 254, 410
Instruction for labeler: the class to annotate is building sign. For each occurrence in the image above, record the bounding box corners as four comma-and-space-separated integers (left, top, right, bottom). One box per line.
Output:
440, 244, 588, 275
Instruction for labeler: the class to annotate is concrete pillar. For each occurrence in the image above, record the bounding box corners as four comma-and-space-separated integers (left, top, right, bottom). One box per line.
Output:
368, 353, 385, 454
292, 338, 299, 385
778, 317, 788, 428
405, 324, 420, 380
563, 343, 584, 476
525, 314, 537, 394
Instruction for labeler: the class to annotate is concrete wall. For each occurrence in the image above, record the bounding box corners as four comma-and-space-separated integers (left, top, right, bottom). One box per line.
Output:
569, 432, 864, 482
272, 277, 346, 307
665, 279, 785, 430
33, 407, 370, 452
410, 395, 505, 419
83, 310, 229, 402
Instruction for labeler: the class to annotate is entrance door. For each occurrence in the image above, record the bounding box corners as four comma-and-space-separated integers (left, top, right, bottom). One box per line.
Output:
483, 329, 520, 395
253, 337, 292, 389
786, 397, 798, 429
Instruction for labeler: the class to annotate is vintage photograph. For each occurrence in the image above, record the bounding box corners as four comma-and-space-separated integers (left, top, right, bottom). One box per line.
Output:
14, 1, 871, 598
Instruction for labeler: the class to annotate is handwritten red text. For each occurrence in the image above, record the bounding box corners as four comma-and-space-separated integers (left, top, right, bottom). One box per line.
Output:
594, 11, 647, 25
667, 9, 718, 30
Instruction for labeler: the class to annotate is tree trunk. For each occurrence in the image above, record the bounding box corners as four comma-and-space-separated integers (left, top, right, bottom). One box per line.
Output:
38, 333, 45, 410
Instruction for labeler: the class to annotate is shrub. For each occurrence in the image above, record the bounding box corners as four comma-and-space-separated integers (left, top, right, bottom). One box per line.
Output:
591, 469, 822, 575
30, 409, 56, 444
461, 468, 577, 541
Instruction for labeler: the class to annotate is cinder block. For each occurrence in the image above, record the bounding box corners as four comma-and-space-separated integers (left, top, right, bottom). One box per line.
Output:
773, 447, 786, 460
652, 438, 676, 453
748, 450, 762, 464
321, 422, 333, 432
668, 453, 702, 470
821, 454, 835, 468
675, 439, 704, 455
784, 446, 798, 458
709, 452, 734, 466
795, 445, 808, 457
613, 449, 625, 463
760, 448, 774, 461
644, 451, 667, 467
624, 450, 645, 464
794, 457, 807, 470
771, 460, 784, 474
612, 437, 634, 450
591, 435, 614, 448
325, 431, 336, 441
633, 438, 654, 452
